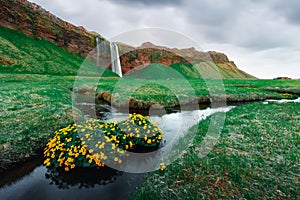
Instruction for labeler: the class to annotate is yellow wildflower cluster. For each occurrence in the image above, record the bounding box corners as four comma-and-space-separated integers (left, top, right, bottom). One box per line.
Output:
118, 113, 164, 148
44, 114, 164, 171
160, 162, 167, 171
44, 123, 106, 171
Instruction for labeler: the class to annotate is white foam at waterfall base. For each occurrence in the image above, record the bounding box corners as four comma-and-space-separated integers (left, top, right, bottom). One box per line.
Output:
110, 42, 123, 77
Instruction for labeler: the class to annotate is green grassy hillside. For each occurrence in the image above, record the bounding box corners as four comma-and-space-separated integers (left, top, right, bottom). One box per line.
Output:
0, 26, 116, 76
126, 62, 256, 80
193, 62, 256, 79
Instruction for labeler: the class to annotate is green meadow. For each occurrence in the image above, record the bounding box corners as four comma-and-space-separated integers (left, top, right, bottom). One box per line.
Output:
132, 102, 300, 199
0, 25, 299, 198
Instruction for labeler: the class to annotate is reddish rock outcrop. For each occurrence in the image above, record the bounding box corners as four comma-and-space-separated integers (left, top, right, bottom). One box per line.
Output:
118, 42, 243, 75
0, 0, 255, 78
0, 0, 102, 57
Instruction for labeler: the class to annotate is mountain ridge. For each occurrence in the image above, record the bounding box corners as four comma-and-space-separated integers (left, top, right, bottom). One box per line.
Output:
0, 0, 255, 79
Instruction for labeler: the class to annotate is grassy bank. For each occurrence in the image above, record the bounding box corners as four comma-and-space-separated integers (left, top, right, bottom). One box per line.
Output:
95, 78, 299, 107
131, 102, 300, 199
1, 72, 299, 172
0, 73, 76, 172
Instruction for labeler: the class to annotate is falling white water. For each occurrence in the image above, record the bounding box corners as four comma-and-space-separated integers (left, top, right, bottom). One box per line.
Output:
96, 37, 101, 67
95, 37, 110, 67
110, 42, 123, 77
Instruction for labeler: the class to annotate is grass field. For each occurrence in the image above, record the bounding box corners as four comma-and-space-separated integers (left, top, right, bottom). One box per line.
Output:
0, 73, 76, 171
131, 102, 300, 199
1, 72, 299, 172
1, 26, 299, 200
95, 77, 299, 106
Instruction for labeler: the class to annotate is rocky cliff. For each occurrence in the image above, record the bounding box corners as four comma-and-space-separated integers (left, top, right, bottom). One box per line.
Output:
0, 0, 255, 78
118, 42, 255, 78
0, 0, 103, 57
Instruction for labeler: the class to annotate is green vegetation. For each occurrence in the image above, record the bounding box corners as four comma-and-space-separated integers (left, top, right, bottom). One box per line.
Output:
0, 26, 117, 77
44, 113, 164, 171
0, 25, 299, 189
0, 73, 75, 171
132, 102, 300, 199
0, 26, 82, 75
96, 77, 300, 106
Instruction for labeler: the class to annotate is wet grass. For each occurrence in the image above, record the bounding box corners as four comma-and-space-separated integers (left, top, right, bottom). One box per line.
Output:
1, 72, 299, 175
0, 74, 76, 171
96, 78, 300, 106
132, 102, 300, 199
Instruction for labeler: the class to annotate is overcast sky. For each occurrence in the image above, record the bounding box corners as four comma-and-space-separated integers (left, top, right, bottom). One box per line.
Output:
29, 0, 300, 79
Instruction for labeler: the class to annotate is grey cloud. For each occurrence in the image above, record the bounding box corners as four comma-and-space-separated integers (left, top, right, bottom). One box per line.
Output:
184, 0, 246, 26
250, 0, 300, 24
272, 0, 300, 24
107, 0, 183, 6
28, 0, 300, 78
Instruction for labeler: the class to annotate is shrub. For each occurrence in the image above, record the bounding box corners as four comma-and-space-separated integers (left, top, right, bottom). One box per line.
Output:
44, 113, 164, 171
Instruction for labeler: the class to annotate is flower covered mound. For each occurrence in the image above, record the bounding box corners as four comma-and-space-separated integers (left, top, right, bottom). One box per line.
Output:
44, 113, 164, 171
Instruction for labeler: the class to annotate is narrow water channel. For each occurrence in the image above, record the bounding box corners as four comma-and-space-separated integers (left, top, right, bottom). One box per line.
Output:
0, 103, 233, 200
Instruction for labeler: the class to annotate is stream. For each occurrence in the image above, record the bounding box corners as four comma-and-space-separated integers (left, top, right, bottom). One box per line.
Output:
1, 97, 299, 199
0, 99, 234, 200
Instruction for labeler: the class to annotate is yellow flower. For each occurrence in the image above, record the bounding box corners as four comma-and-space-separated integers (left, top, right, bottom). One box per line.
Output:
105, 136, 111, 142
129, 141, 133, 148
70, 164, 75, 169
65, 167, 70, 171
111, 144, 116, 150
99, 142, 105, 149
147, 139, 152, 144
136, 114, 143, 119
43, 158, 51, 166
99, 152, 107, 160
114, 157, 119, 162
160, 163, 166, 171
111, 135, 117, 141
67, 157, 74, 163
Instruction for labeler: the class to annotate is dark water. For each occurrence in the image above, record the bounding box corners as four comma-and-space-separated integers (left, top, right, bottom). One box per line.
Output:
0, 96, 234, 200
0, 156, 144, 200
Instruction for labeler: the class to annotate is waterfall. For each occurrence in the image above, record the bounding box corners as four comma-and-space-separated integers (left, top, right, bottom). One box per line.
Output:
95, 37, 122, 77
96, 37, 101, 67
110, 42, 123, 77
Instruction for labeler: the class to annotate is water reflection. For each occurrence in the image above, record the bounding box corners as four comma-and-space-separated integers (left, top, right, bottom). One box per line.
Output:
0, 96, 234, 199
45, 166, 122, 189
0, 164, 143, 200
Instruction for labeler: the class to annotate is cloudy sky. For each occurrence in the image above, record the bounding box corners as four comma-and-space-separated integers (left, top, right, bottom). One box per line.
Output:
29, 0, 300, 79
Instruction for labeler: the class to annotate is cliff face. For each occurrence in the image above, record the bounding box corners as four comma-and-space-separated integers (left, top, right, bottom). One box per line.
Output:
0, 0, 255, 78
0, 0, 101, 57
117, 42, 254, 78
